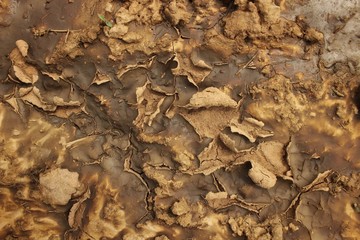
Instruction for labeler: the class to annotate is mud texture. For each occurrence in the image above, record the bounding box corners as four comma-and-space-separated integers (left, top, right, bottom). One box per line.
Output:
0, 0, 360, 239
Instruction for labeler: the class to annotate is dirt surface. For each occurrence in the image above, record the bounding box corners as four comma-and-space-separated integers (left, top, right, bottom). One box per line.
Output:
0, 0, 360, 239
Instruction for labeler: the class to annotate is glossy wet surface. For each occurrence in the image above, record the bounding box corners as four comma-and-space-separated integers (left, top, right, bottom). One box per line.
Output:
0, 0, 359, 239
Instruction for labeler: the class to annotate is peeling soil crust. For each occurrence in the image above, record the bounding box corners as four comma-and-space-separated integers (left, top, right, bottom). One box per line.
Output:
0, 0, 360, 239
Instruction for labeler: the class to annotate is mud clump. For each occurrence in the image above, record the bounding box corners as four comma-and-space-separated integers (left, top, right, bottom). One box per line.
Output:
39, 168, 82, 206
0, 0, 360, 239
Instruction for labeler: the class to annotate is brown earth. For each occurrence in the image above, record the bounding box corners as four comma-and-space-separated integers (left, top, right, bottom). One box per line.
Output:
0, 0, 359, 239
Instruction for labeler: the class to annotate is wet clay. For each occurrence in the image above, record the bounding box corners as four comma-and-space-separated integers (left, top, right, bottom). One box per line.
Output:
0, 0, 359, 239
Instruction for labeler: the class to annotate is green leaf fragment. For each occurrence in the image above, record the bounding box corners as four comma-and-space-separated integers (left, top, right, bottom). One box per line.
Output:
98, 14, 113, 28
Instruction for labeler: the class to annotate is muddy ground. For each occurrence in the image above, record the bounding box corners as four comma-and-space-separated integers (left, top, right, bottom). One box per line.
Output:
0, 0, 359, 239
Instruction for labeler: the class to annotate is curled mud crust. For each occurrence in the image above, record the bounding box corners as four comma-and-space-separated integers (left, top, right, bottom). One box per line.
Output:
0, 0, 360, 239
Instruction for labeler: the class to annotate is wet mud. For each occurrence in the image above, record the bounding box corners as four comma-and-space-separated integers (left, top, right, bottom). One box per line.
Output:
0, 0, 360, 239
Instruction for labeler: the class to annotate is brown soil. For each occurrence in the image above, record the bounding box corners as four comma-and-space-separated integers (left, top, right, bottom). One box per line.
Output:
0, 0, 359, 239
